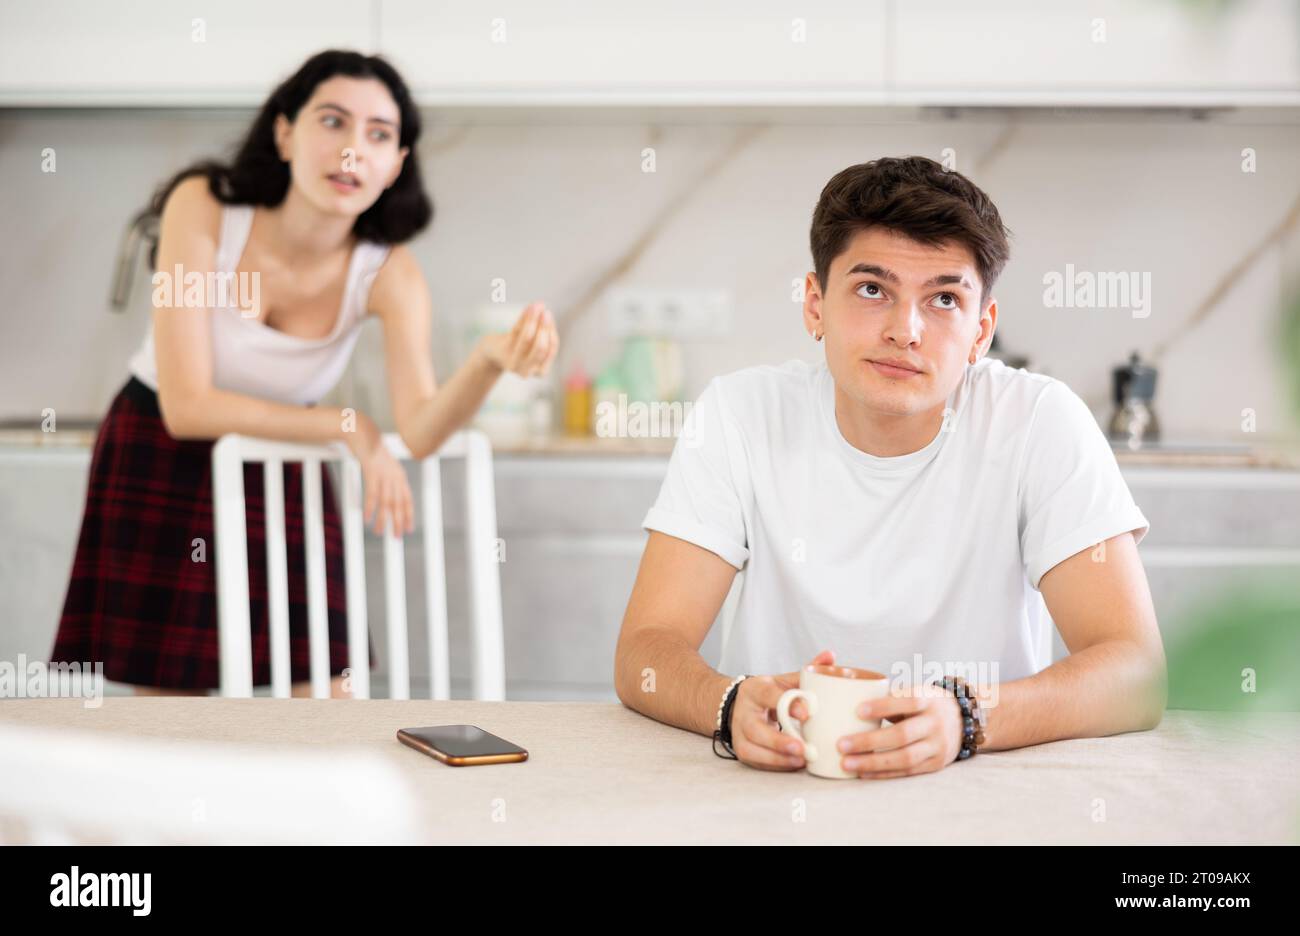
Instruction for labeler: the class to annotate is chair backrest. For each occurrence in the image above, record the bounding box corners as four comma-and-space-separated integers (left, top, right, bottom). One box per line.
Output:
211, 430, 504, 701
0, 722, 423, 845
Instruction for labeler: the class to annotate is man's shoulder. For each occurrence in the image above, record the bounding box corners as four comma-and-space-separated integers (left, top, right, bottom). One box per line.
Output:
967, 356, 1063, 420
707, 358, 820, 413
964, 359, 1105, 467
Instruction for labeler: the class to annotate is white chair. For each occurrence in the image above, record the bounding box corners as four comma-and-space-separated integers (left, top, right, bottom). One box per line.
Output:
211, 430, 504, 701
0, 722, 423, 845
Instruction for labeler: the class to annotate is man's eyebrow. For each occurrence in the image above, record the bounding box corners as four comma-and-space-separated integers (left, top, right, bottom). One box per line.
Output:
923, 274, 974, 290
845, 263, 973, 291
313, 102, 398, 127
845, 263, 900, 282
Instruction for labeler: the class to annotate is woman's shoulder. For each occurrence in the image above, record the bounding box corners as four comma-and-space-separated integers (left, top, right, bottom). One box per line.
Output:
157, 174, 226, 247
366, 243, 427, 317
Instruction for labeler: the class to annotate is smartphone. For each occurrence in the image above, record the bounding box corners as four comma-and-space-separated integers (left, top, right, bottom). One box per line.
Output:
396, 725, 529, 766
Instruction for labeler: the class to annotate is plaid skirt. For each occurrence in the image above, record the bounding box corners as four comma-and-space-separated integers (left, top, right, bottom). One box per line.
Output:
50, 375, 375, 690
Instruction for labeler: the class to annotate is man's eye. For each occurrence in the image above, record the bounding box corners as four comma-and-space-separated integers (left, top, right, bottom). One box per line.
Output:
856, 282, 883, 299
934, 292, 959, 309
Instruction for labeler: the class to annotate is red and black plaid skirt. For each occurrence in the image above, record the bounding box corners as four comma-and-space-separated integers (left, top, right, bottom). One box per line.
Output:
50, 375, 375, 690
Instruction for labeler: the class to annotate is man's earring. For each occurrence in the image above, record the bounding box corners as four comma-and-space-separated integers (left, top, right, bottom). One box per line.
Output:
813, 328, 823, 342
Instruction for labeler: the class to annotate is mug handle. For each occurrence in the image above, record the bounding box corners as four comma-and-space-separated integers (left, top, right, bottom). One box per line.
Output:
776, 688, 819, 764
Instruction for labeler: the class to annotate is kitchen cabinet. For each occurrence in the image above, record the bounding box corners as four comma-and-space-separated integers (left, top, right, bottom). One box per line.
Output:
891, 0, 1300, 104
376, 0, 888, 104
5, 1, 1295, 107
0, 0, 375, 106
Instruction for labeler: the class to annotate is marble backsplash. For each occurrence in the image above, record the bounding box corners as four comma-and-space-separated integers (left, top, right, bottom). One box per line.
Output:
2, 106, 1299, 443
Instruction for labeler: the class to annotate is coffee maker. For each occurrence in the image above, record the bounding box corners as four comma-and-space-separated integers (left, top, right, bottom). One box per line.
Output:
1108, 351, 1160, 449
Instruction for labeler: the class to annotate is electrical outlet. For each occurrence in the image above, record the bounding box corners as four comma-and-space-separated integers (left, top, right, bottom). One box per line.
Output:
607, 288, 732, 338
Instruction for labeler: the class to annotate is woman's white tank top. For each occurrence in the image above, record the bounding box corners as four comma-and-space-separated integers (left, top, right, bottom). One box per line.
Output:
127, 203, 391, 406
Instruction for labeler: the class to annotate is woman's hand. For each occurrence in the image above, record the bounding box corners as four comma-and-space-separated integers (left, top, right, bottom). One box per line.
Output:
341, 409, 415, 537
479, 302, 559, 378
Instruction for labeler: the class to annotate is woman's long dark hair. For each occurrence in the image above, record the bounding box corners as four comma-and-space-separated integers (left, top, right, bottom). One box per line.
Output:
147, 49, 432, 263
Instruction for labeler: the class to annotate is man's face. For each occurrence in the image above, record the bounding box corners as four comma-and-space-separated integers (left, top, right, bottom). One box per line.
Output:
804, 226, 997, 419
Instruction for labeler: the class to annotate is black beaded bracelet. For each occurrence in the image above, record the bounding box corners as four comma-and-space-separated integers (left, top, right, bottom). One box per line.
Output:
712, 675, 748, 759
933, 675, 987, 761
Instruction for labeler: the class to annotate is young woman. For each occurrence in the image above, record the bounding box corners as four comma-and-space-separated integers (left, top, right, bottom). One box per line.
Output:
49, 50, 558, 697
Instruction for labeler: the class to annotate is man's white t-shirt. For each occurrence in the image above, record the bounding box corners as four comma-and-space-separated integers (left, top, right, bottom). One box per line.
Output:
642, 357, 1150, 684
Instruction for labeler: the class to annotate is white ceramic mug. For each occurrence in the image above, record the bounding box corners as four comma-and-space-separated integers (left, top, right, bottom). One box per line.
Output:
777, 664, 891, 779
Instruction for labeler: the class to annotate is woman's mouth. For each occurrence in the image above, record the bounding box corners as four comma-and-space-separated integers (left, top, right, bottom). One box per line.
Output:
326, 173, 361, 193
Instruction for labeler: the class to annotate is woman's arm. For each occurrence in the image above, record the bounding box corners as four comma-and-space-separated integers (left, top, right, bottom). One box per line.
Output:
152, 175, 378, 451
370, 245, 558, 461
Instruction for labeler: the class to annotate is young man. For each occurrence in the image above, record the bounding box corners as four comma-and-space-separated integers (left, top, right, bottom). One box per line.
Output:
613, 156, 1166, 778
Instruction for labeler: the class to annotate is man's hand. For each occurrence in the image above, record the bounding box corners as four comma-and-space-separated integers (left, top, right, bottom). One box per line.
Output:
727, 650, 835, 771
837, 682, 965, 779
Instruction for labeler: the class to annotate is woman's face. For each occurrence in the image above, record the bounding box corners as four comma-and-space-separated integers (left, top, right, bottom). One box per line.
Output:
274, 75, 409, 218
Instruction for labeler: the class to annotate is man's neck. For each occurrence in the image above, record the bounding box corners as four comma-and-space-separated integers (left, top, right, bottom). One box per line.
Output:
833, 386, 946, 458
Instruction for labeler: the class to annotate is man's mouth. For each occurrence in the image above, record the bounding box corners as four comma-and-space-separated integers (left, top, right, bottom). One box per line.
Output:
867, 357, 925, 379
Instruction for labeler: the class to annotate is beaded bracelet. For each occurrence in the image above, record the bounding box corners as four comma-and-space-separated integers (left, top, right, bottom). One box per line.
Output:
712, 674, 748, 759
933, 675, 987, 760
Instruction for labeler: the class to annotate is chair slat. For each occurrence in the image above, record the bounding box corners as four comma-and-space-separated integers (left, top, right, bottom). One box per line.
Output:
384, 530, 410, 700
421, 458, 450, 700
212, 436, 253, 698
464, 433, 505, 700
341, 459, 370, 699
302, 460, 330, 699
263, 459, 291, 698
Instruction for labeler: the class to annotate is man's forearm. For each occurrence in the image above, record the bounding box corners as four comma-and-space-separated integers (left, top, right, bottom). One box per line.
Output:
615, 626, 735, 737
971, 639, 1167, 752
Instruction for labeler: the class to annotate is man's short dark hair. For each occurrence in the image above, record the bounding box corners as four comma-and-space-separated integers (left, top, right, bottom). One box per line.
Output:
810, 156, 1012, 306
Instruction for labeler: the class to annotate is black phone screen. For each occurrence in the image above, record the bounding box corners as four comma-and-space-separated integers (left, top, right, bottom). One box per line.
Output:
400, 725, 526, 757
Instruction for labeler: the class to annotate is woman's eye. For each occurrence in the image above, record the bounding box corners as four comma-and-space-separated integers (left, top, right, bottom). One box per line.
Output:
370, 129, 392, 142
856, 282, 883, 299
322, 115, 342, 128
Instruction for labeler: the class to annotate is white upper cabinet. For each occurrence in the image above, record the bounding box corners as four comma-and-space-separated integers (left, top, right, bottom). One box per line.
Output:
0, 0, 375, 105
890, 0, 1300, 104
0, 0, 1296, 106
376, 0, 889, 103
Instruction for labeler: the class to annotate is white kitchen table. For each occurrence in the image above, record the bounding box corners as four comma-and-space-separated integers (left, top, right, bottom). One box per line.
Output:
1, 698, 1297, 845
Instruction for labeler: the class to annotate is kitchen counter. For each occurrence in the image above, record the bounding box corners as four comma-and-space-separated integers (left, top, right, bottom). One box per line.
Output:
2, 698, 1297, 844
3, 426, 1300, 467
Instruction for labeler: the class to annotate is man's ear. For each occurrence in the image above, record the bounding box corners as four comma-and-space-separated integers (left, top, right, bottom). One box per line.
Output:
976, 297, 998, 356
802, 272, 824, 339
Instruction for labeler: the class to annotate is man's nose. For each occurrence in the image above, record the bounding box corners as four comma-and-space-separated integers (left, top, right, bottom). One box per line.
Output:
882, 301, 922, 345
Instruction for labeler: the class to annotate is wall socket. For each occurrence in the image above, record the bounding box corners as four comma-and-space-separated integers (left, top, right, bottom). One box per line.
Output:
606, 288, 732, 338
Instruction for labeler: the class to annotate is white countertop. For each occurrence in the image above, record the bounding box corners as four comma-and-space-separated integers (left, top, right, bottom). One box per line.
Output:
3, 427, 1300, 468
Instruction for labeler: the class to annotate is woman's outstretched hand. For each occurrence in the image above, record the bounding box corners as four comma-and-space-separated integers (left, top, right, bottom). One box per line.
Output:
480, 302, 559, 378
